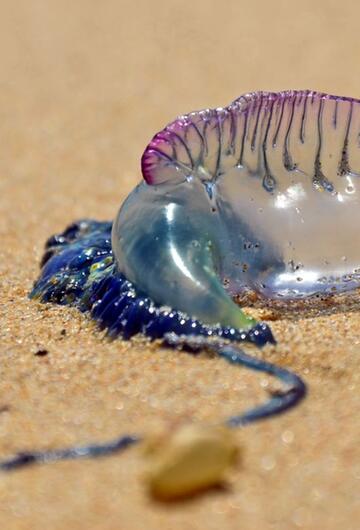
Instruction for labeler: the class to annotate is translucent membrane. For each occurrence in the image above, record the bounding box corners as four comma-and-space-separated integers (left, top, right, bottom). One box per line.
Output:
139, 91, 360, 299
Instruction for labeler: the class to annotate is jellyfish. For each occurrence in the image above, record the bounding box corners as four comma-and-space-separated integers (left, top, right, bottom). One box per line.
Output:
4, 89, 360, 474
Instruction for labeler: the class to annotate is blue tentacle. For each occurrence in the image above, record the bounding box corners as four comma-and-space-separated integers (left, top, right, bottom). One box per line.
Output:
0, 337, 306, 472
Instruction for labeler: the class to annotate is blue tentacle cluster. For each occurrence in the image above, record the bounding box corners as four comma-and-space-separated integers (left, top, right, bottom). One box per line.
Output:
31, 219, 275, 347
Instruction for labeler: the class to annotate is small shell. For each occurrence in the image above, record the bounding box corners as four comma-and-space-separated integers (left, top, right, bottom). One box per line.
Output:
142, 424, 239, 500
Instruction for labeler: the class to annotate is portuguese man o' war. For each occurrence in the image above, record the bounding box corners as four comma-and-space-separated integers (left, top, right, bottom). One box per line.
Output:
4, 89, 360, 477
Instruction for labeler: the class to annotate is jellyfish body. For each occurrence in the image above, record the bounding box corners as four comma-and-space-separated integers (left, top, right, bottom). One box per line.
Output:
16, 90, 360, 472
32, 90, 360, 345
113, 90, 360, 329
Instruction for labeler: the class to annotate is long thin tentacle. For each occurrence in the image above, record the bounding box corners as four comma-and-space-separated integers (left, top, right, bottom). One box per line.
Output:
0, 435, 139, 471
0, 336, 306, 472
218, 345, 306, 426
165, 334, 307, 427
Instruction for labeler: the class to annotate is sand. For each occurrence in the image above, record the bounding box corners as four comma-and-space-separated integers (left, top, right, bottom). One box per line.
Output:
0, 1, 359, 528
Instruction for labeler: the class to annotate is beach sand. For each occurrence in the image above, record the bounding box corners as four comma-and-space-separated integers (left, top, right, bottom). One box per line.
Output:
0, 1, 359, 528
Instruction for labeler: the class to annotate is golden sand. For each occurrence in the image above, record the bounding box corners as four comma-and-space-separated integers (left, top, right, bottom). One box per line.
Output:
0, 1, 359, 528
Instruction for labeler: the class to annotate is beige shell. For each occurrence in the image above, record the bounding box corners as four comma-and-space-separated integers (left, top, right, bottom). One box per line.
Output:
142, 424, 239, 500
